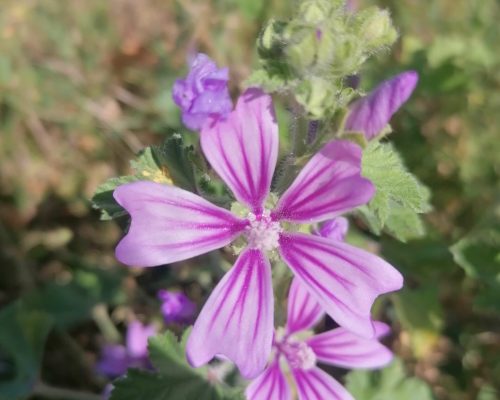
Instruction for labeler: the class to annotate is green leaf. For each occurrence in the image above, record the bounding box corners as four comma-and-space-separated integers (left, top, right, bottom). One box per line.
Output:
450, 213, 500, 312
345, 358, 435, 400
152, 134, 197, 192
361, 142, 431, 241
91, 175, 138, 220
110, 330, 243, 400
0, 302, 53, 400
131, 147, 173, 185
24, 267, 124, 328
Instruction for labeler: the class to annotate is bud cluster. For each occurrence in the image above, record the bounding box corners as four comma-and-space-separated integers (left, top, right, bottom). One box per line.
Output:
250, 0, 398, 118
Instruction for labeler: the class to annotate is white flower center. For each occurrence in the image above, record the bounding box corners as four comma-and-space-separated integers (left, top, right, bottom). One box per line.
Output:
281, 339, 317, 370
245, 209, 282, 251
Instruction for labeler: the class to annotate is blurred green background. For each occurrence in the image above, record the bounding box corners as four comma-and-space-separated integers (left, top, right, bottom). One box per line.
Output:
0, 0, 498, 399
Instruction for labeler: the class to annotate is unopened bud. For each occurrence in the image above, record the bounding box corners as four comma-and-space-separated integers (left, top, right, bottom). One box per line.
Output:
258, 19, 288, 59
285, 26, 319, 75
296, 77, 334, 118
359, 8, 398, 49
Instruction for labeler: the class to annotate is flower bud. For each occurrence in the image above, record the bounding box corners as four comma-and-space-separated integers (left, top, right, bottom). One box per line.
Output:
285, 26, 319, 75
257, 19, 288, 59
295, 77, 334, 118
359, 8, 398, 49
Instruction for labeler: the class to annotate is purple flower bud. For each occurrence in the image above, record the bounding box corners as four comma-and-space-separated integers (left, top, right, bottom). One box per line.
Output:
345, 71, 419, 140
172, 53, 233, 131
158, 290, 196, 324
316, 217, 349, 242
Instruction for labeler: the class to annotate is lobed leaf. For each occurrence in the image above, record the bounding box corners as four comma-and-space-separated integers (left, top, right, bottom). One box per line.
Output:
360, 142, 431, 241
110, 330, 244, 400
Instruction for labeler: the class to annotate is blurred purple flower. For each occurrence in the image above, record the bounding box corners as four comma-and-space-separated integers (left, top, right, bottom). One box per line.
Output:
172, 53, 233, 131
113, 88, 402, 379
246, 278, 393, 400
345, 71, 419, 140
158, 289, 196, 324
345, 0, 358, 12
96, 321, 156, 378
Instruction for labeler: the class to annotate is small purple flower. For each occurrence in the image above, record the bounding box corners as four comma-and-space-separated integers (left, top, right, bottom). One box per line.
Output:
172, 53, 233, 131
315, 217, 349, 242
158, 289, 196, 324
113, 88, 402, 378
246, 278, 393, 400
96, 321, 156, 378
345, 71, 419, 140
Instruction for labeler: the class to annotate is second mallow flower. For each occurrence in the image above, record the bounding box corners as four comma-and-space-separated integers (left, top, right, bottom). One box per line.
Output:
246, 278, 393, 400
113, 88, 403, 379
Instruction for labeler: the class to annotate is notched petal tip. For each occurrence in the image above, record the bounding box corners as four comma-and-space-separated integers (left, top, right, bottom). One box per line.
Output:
112, 181, 245, 267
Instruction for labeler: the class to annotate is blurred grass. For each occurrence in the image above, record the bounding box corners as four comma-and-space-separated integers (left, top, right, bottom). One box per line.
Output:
0, 0, 499, 399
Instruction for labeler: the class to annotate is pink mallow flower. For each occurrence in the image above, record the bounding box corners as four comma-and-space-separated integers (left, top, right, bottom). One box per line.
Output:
96, 321, 156, 378
246, 278, 393, 400
158, 289, 196, 324
345, 71, 419, 140
172, 53, 233, 131
113, 88, 403, 379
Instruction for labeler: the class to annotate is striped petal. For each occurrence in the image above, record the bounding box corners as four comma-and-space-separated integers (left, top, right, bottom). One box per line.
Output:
279, 233, 403, 338
345, 71, 419, 140
307, 321, 393, 369
292, 367, 354, 400
186, 249, 274, 379
201, 88, 279, 213
114, 181, 246, 266
273, 140, 374, 223
246, 360, 291, 400
286, 278, 324, 334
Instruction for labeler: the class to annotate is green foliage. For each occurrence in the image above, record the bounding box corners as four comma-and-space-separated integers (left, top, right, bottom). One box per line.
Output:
392, 287, 444, 358
360, 141, 431, 241
110, 330, 244, 400
0, 302, 53, 400
24, 266, 124, 328
92, 134, 200, 220
345, 359, 435, 400
450, 212, 500, 313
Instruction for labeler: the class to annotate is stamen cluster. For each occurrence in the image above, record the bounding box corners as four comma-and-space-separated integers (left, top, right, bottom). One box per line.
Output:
245, 210, 282, 252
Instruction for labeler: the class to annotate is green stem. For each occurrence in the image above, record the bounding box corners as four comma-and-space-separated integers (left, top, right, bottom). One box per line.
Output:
32, 382, 103, 400
92, 303, 121, 343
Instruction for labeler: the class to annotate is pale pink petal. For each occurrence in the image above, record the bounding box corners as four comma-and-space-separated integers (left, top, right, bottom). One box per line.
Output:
273, 140, 374, 223
286, 278, 324, 334
279, 233, 403, 338
292, 367, 354, 400
200, 88, 279, 213
126, 321, 156, 359
186, 249, 274, 379
245, 360, 291, 400
307, 322, 393, 369
114, 181, 246, 266
345, 71, 419, 140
